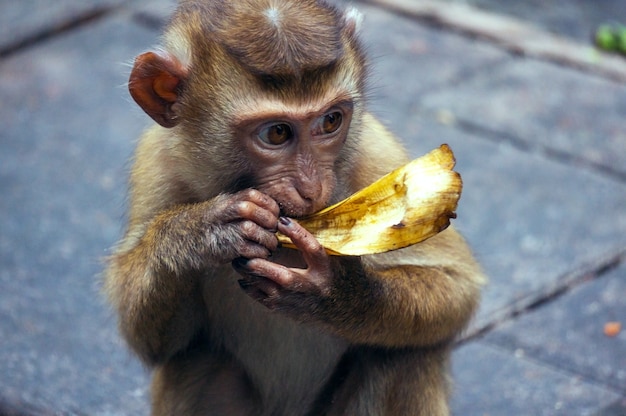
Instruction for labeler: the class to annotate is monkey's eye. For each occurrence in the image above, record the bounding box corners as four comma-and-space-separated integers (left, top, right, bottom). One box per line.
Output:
314, 111, 343, 136
258, 123, 293, 145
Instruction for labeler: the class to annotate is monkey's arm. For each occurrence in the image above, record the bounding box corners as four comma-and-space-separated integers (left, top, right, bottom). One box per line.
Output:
105, 128, 280, 364
336, 228, 484, 347
105, 229, 208, 364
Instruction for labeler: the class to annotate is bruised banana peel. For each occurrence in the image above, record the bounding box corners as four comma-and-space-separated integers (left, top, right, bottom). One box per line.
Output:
276, 144, 463, 256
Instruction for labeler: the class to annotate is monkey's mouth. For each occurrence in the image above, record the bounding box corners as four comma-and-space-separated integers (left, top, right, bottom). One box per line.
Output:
278, 206, 310, 220
278, 201, 320, 219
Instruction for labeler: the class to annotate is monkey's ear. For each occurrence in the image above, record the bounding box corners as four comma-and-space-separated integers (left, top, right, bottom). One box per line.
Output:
129, 52, 188, 128
342, 7, 363, 37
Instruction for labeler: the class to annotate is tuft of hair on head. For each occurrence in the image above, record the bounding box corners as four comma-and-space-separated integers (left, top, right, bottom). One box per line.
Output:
342, 6, 363, 34
263, 6, 282, 27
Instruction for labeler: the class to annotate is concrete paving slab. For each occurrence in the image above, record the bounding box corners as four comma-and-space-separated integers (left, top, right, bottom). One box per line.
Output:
356, 3, 511, 112
433, 0, 626, 44
0, 0, 124, 54
419, 58, 626, 179
128, 0, 175, 28
594, 399, 626, 416
363, 0, 626, 84
450, 341, 621, 416
0, 13, 156, 415
484, 261, 626, 392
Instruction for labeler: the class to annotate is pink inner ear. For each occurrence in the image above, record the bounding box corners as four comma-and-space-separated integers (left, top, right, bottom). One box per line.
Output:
154, 73, 181, 103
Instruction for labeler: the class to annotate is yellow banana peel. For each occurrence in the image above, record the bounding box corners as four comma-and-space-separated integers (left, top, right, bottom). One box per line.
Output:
277, 144, 463, 256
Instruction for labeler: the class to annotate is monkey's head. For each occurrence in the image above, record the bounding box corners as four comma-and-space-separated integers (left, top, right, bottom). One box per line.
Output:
129, 0, 367, 217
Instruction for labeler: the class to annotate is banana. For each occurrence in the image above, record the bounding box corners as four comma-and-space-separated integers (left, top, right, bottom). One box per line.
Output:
276, 144, 463, 256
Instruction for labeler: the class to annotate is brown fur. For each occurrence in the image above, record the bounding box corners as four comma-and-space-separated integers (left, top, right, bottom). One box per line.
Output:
106, 1, 485, 415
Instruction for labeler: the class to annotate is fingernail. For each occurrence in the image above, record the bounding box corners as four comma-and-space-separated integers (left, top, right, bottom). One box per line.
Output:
279, 216, 291, 226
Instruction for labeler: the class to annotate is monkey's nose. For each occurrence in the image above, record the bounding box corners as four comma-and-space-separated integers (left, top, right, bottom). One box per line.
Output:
296, 181, 323, 203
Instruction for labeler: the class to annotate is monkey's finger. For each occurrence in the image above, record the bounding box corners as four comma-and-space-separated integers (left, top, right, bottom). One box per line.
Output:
247, 258, 295, 287
236, 275, 272, 303
211, 190, 278, 229
235, 244, 272, 261
241, 189, 280, 214
233, 259, 292, 296
274, 219, 333, 293
236, 189, 280, 223
228, 200, 280, 231
238, 257, 316, 293
237, 275, 282, 302
277, 217, 331, 272
239, 220, 279, 252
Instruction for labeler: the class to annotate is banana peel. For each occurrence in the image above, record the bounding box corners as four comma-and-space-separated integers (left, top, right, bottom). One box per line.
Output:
276, 144, 463, 256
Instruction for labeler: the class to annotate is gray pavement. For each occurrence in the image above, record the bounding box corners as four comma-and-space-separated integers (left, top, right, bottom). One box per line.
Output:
426, 0, 626, 43
1, 0, 624, 415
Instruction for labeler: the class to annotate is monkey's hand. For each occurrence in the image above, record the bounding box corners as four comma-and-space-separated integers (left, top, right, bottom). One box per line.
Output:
172, 189, 280, 267
204, 190, 281, 264
232, 216, 335, 314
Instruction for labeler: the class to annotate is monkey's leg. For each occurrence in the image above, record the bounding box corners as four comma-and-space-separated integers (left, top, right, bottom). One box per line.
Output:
315, 346, 451, 416
151, 347, 259, 416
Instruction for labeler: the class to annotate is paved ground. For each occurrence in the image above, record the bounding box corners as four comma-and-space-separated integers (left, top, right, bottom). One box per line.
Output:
1, 0, 624, 415
427, 0, 626, 43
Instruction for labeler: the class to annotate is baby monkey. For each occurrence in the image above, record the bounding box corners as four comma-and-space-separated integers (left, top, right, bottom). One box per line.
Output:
105, 0, 485, 414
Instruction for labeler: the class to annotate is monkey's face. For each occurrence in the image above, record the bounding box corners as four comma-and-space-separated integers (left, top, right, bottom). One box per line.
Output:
235, 98, 354, 218
126, 0, 367, 215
